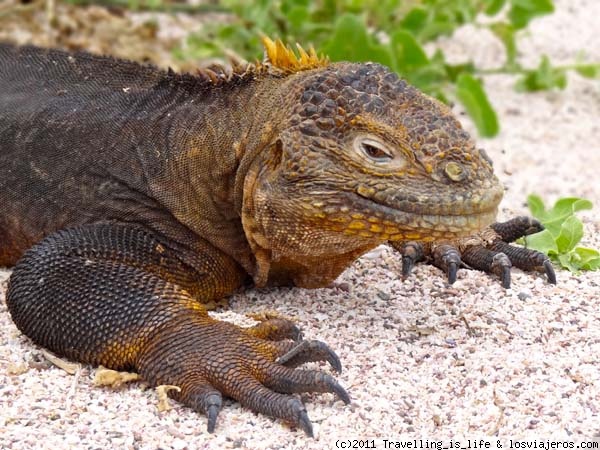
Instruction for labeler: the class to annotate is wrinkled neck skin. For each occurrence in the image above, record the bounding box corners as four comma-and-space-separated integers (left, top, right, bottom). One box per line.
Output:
241, 165, 371, 288
148, 75, 285, 277
241, 157, 379, 288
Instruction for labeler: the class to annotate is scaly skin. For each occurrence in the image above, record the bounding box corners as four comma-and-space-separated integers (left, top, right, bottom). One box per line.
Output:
0, 39, 553, 436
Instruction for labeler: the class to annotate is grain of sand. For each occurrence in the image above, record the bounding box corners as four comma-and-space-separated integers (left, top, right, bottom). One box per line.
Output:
1, 0, 599, 448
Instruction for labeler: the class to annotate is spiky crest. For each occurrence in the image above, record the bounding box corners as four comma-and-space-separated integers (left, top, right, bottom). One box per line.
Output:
174, 37, 329, 89
260, 36, 329, 73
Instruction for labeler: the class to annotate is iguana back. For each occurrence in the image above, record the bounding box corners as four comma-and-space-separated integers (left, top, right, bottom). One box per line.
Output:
0, 43, 256, 266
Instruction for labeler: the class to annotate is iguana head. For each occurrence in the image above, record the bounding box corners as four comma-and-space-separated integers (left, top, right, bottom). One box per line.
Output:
241, 39, 503, 286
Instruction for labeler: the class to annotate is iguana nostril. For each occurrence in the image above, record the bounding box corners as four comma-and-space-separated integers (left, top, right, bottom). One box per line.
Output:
444, 161, 466, 181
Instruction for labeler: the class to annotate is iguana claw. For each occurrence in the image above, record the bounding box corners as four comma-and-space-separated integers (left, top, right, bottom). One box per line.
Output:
276, 340, 343, 373
390, 216, 557, 287
400, 242, 424, 278
432, 244, 461, 284
447, 260, 459, 285
298, 409, 314, 438
499, 262, 512, 289
206, 402, 220, 433
544, 260, 557, 284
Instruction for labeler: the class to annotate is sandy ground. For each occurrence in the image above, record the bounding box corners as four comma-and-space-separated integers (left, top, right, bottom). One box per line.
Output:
1, 0, 599, 449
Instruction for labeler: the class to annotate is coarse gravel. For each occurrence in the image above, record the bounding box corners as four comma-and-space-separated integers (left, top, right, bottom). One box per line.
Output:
1, 0, 599, 448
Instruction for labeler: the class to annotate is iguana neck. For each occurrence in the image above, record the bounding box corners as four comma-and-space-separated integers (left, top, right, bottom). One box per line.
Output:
147, 74, 285, 274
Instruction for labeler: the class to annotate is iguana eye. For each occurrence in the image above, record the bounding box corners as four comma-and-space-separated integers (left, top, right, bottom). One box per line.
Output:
362, 142, 390, 160
354, 137, 393, 162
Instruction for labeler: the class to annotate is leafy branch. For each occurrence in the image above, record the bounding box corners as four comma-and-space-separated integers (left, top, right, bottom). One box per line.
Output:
521, 195, 600, 272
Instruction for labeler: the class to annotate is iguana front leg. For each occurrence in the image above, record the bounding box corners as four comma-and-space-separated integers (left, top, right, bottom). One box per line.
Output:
6, 223, 348, 436
392, 216, 556, 288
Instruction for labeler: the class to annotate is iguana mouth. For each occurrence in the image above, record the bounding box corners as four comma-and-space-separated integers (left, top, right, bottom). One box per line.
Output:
336, 185, 502, 241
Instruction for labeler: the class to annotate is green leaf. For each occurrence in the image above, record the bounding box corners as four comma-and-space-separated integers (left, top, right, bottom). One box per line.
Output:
484, 0, 507, 15
573, 247, 600, 270
574, 64, 600, 79
283, 5, 310, 30
555, 216, 584, 253
489, 23, 518, 68
516, 55, 567, 92
524, 229, 558, 255
390, 30, 429, 71
585, 259, 600, 270
527, 195, 593, 236
281, 0, 309, 13
445, 62, 476, 82
455, 73, 499, 137
551, 197, 593, 215
399, 7, 429, 35
526, 194, 546, 220
557, 253, 580, 273
545, 198, 592, 235
321, 14, 393, 67
524, 194, 598, 272
508, 0, 555, 29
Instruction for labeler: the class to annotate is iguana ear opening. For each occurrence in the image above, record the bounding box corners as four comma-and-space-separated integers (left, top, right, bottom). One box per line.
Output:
270, 139, 284, 169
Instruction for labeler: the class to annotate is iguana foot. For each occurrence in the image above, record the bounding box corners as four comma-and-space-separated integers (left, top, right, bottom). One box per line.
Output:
6, 224, 348, 437
394, 216, 556, 288
139, 316, 349, 437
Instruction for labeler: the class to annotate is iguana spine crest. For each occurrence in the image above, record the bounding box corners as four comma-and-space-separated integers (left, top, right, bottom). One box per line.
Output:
260, 36, 329, 73
186, 36, 328, 87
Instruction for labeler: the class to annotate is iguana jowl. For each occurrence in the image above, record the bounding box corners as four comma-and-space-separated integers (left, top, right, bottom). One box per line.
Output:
0, 38, 554, 436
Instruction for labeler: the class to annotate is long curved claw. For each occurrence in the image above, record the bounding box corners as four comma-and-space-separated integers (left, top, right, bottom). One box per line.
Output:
276, 340, 342, 373
432, 244, 461, 285
501, 265, 511, 289
461, 246, 512, 288
544, 259, 557, 284
298, 409, 314, 438
264, 365, 350, 405
489, 239, 556, 285
332, 380, 351, 404
238, 383, 322, 437
206, 402, 220, 433
205, 392, 223, 433
402, 255, 415, 278
498, 261, 512, 289
398, 242, 425, 278
447, 260, 458, 284
491, 253, 512, 289
176, 386, 224, 433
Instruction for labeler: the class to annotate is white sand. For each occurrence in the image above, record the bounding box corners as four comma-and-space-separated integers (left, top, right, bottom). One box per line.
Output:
1, 0, 599, 448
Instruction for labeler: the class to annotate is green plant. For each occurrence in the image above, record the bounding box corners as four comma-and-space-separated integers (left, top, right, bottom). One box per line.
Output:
174, 0, 600, 137
521, 195, 600, 272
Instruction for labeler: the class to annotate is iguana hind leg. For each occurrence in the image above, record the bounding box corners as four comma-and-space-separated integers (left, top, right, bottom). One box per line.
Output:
392, 216, 556, 288
6, 223, 348, 436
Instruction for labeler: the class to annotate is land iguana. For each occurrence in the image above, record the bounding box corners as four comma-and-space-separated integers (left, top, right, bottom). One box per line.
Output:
0, 38, 555, 436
